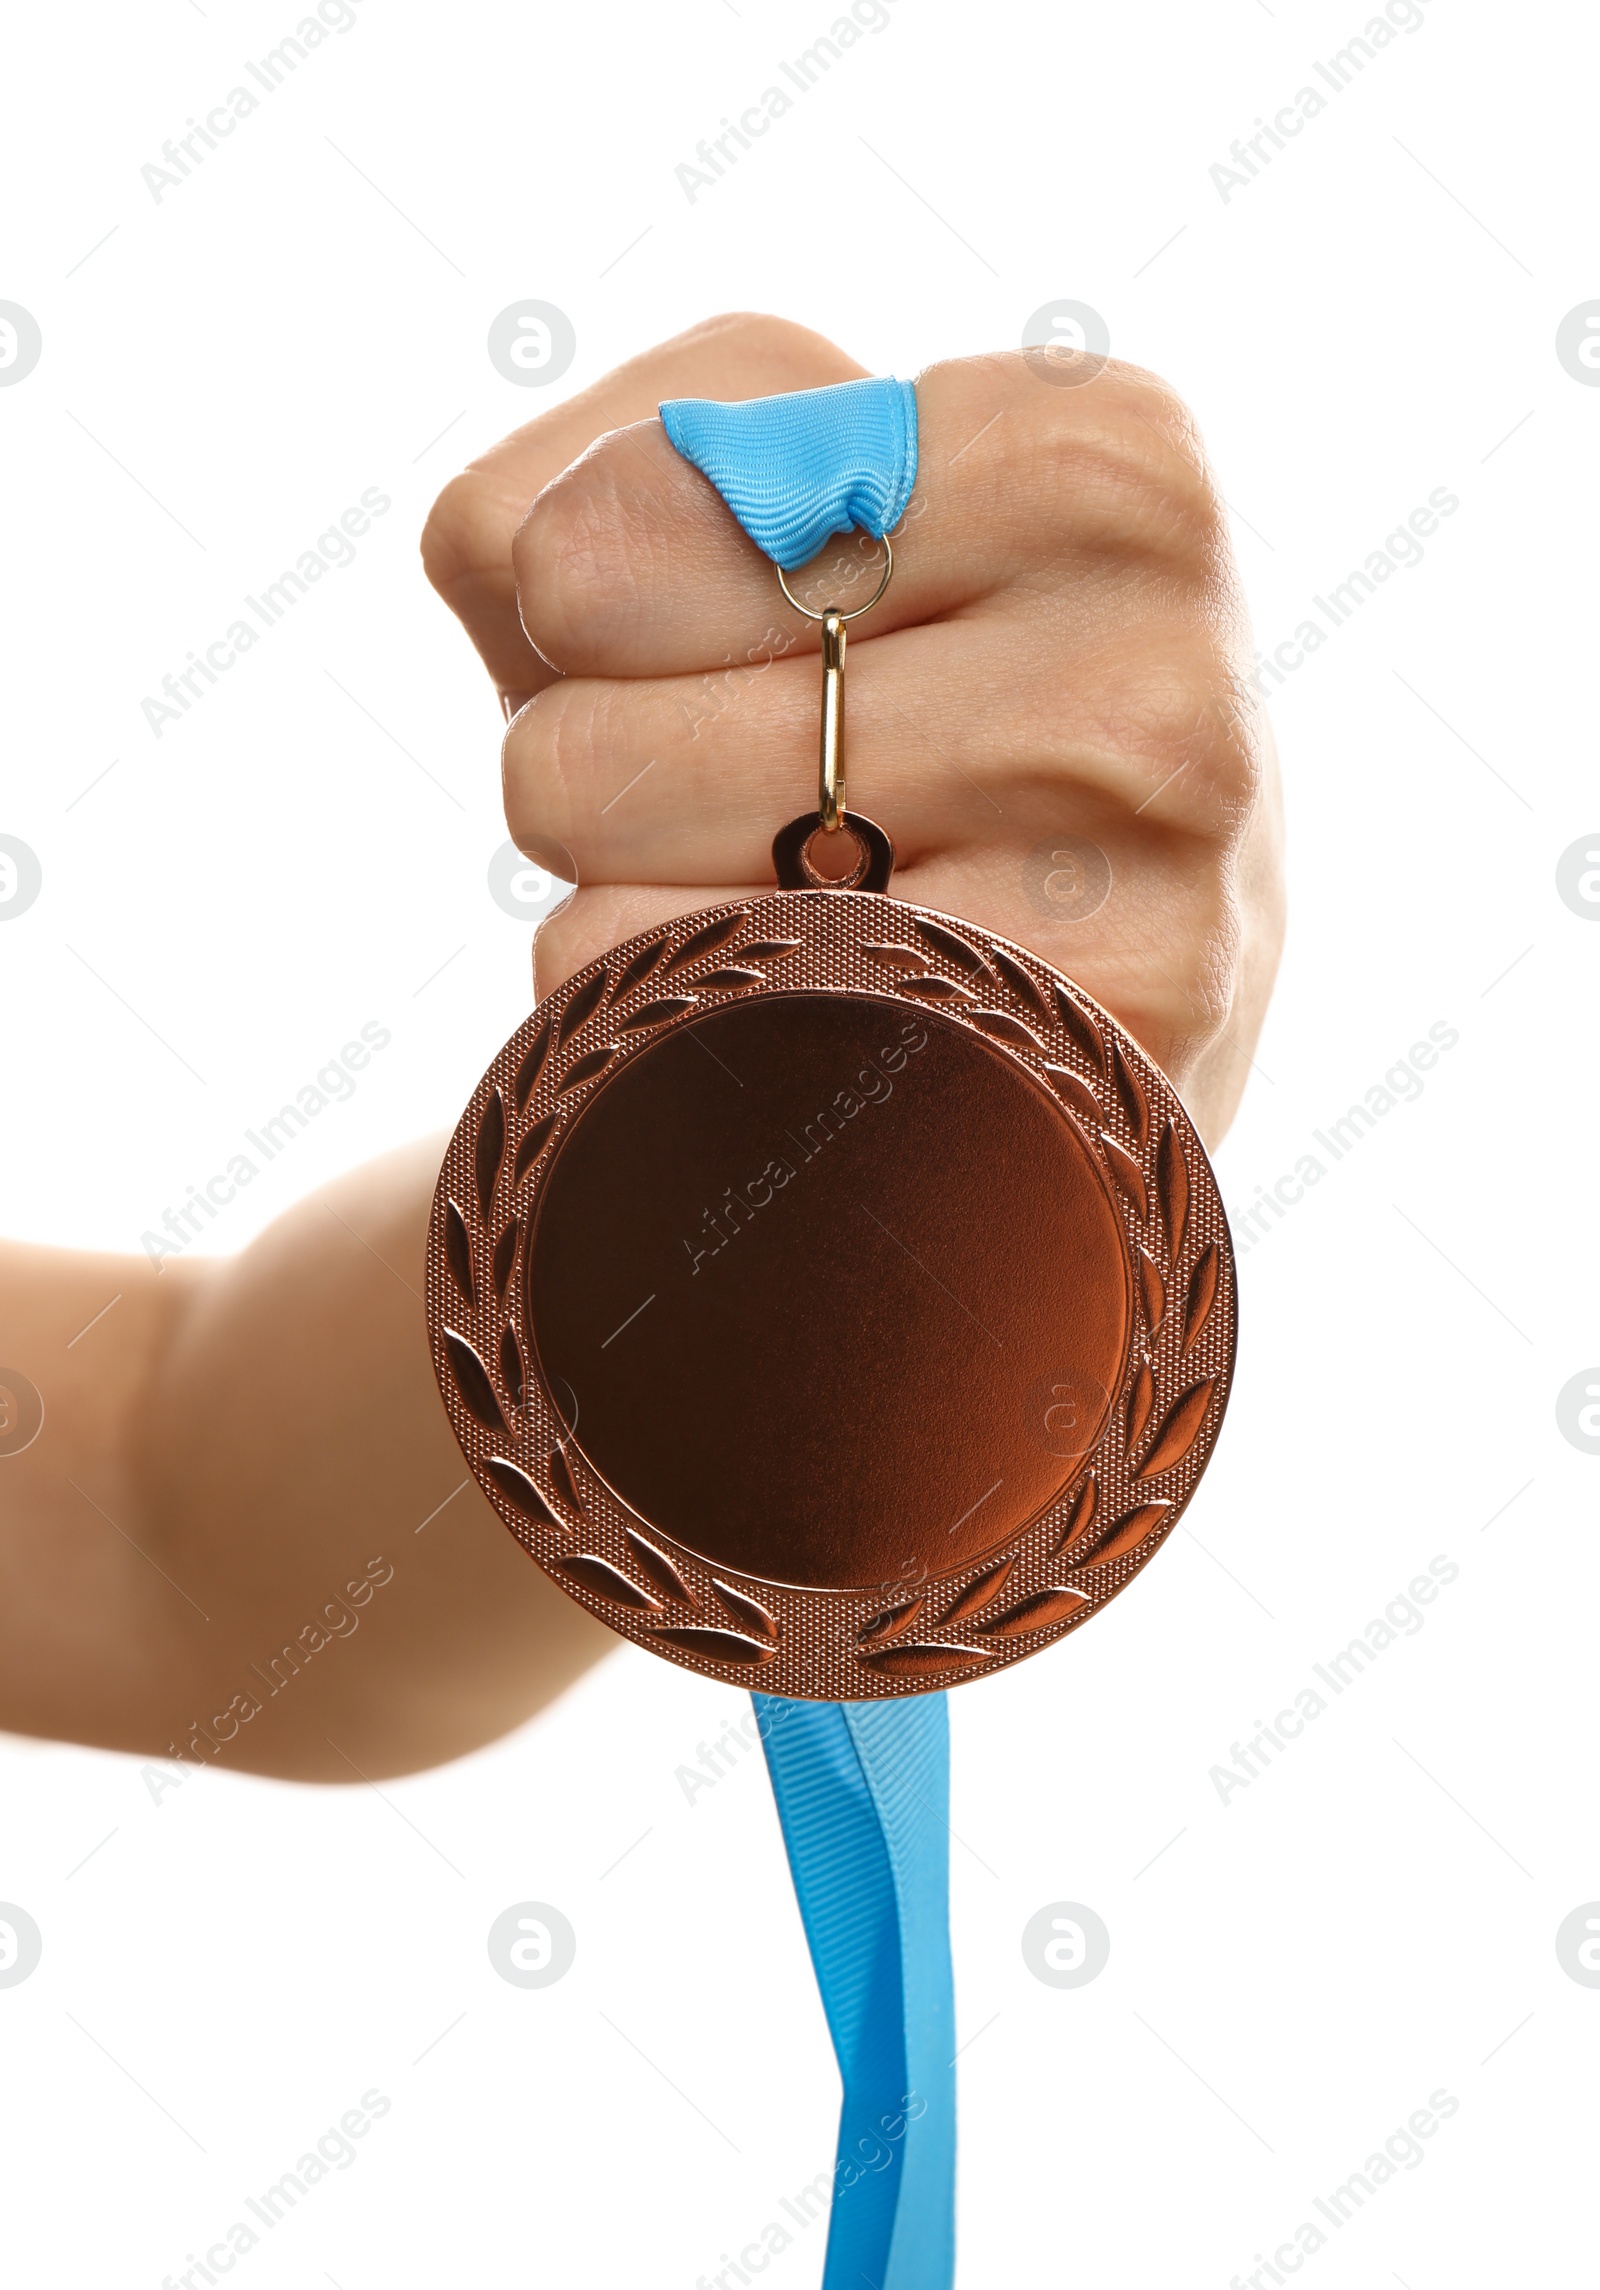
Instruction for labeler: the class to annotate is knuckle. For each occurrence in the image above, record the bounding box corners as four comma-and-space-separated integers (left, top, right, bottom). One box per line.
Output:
680, 309, 849, 366
992, 354, 1230, 577
501, 678, 593, 839
531, 897, 610, 1002
1104, 361, 1206, 458
1073, 423, 1224, 571
420, 468, 505, 606
512, 437, 658, 671
1173, 899, 1240, 1041
1123, 884, 1242, 1075
1091, 365, 1224, 527
1104, 646, 1262, 828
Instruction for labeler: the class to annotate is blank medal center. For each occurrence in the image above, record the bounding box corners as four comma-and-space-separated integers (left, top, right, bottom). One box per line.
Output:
528, 994, 1130, 1589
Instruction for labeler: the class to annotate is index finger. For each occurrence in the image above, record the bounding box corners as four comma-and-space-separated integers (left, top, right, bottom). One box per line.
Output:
421, 312, 867, 710
509, 353, 1223, 685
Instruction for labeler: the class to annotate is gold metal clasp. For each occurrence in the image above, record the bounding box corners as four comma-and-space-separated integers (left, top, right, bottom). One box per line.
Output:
776, 534, 894, 835
818, 608, 846, 829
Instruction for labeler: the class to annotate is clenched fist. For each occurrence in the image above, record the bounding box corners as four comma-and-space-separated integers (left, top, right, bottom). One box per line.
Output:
0, 316, 1287, 1783
423, 312, 1283, 1144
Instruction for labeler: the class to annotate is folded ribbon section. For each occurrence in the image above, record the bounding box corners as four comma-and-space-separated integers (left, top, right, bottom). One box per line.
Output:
660, 375, 918, 569
753, 1694, 956, 2290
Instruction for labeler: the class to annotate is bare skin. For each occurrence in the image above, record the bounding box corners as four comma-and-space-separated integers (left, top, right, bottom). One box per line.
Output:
0, 314, 1283, 1780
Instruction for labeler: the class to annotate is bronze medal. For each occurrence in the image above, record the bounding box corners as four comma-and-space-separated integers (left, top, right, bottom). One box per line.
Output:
427, 546, 1236, 1698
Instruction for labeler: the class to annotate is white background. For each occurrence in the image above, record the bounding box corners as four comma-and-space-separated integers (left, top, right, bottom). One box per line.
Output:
2, 0, 1597, 2282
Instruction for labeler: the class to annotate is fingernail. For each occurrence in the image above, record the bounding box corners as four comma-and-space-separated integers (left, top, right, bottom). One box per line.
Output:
501, 691, 534, 724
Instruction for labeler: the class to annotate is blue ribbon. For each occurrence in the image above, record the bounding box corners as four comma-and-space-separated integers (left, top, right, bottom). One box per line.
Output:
753, 1695, 956, 2290
660, 373, 953, 2290
660, 376, 918, 569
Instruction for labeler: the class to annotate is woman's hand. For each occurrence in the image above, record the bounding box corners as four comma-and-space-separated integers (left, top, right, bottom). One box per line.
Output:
424, 311, 1284, 1144
0, 313, 1285, 1787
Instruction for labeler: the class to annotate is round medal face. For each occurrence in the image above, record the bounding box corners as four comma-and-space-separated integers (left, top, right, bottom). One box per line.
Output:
427, 876, 1236, 1698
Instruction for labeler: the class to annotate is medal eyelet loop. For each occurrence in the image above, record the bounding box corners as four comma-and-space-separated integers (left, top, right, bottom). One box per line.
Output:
772, 809, 895, 893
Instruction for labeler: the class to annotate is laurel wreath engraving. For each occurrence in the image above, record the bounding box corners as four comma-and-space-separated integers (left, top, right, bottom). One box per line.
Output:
839, 912, 1223, 1680
438, 909, 805, 1666
432, 890, 1233, 1696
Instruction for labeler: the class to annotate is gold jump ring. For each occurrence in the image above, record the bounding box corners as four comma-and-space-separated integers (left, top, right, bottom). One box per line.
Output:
776, 532, 894, 623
